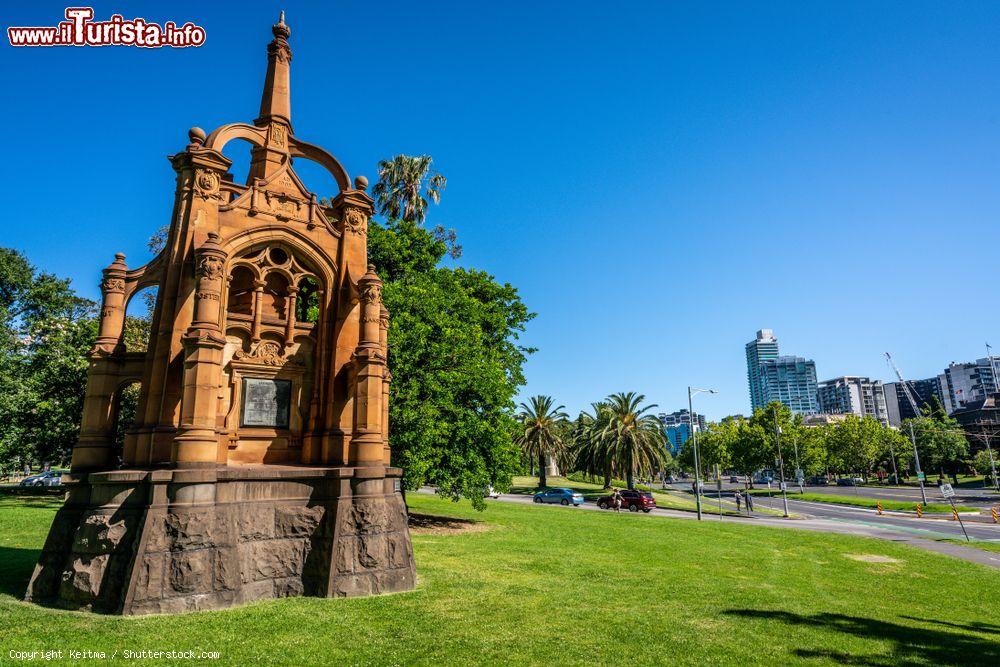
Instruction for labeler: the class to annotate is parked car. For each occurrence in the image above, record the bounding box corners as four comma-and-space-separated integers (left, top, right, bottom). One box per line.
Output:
807, 475, 829, 486
836, 477, 865, 486
729, 475, 740, 484
485, 486, 501, 499
19, 470, 64, 487
532, 488, 584, 506
596, 490, 657, 513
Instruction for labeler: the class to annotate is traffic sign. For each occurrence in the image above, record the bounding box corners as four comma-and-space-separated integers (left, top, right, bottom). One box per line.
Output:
941, 483, 955, 499
795, 468, 804, 481
779, 482, 787, 492
916, 471, 926, 481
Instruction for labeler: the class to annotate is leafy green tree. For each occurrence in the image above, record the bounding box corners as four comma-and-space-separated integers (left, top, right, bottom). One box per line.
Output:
678, 419, 735, 477
905, 416, 969, 483
515, 395, 568, 488
594, 392, 666, 490
368, 160, 534, 510
0, 248, 96, 469
827, 415, 887, 480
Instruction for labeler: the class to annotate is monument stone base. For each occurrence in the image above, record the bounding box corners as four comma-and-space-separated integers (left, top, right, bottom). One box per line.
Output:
24, 465, 416, 615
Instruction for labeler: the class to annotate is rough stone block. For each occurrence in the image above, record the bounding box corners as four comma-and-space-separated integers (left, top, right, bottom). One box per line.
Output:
59, 554, 110, 603
356, 533, 387, 571
239, 539, 306, 583
72, 513, 129, 554
349, 499, 390, 535
335, 536, 356, 574
134, 553, 165, 602
333, 573, 373, 598
275, 505, 324, 538
274, 577, 304, 599
166, 509, 214, 549
387, 532, 412, 569
238, 504, 275, 541
143, 514, 171, 552
214, 547, 240, 592
169, 551, 212, 595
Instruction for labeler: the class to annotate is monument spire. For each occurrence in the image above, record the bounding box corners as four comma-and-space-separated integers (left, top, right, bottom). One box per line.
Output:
256, 11, 292, 127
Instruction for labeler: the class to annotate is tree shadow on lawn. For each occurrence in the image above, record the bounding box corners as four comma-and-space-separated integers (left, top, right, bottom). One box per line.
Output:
723, 609, 1000, 666
408, 513, 486, 535
0, 546, 38, 599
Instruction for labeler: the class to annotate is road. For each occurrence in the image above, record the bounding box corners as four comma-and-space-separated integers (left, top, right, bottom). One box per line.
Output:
419, 487, 1000, 568
698, 479, 999, 506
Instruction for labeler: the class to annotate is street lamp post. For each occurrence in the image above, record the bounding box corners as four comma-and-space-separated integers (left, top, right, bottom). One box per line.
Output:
909, 422, 927, 506
773, 405, 790, 518
688, 386, 716, 521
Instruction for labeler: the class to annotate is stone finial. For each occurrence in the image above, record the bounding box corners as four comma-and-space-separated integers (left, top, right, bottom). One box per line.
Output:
188, 127, 206, 149
273, 11, 290, 39
354, 175, 369, 191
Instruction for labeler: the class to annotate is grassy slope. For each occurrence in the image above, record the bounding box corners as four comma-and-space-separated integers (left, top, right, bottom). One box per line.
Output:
746, 489, 978, 513
2, 495, 1000, 666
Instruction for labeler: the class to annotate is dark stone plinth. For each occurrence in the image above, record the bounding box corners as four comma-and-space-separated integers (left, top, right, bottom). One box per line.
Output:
24, 466, 415, 615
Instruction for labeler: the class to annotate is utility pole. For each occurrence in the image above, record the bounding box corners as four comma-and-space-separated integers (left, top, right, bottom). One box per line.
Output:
975, 421, 1000, 494
885, 352, 928, 505
909, 422, 927, 506
689, 386, 703, 521
773, 405, 790, 518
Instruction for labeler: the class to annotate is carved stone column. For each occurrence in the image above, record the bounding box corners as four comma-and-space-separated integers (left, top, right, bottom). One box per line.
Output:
349, 265, 385, 471
93, 254, 128, 355
380, 305, 391, 466
173, 233, 227, 467
71, 254, 130, 471
284, 286, 298, 345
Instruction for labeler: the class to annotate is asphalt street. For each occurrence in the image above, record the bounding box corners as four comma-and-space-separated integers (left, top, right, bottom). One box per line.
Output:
418, 486, 1000, 568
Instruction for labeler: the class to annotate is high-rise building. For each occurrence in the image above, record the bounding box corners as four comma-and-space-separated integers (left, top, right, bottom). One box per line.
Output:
746, 329, 779, 412
817, 376, 888, 423
760, 356, 819, 414
657, 409, 705, 455
884, 378, 945, 425
658, 409, 706, 431
938, 357, 1000, 414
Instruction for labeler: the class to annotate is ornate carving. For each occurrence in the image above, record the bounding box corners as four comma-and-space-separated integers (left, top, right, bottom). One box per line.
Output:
343, 208, 368, 236
360, 284, 382, 306
270, 124, 286, 148
263, 191, 302, 217
197, 255, 225, 280
194, 170, 221, 200
195, 292, 220, 301
103, 278, 125, 292
235, 341, 285, 366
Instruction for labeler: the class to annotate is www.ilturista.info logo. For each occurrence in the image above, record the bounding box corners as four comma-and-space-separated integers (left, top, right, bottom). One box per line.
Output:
8, 7, 206, 48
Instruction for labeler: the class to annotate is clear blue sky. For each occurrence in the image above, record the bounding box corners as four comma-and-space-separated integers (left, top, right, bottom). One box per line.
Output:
3, 2, 1000, 419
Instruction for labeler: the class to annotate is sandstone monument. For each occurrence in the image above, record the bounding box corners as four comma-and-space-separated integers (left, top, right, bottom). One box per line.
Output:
25, 14, 415, 614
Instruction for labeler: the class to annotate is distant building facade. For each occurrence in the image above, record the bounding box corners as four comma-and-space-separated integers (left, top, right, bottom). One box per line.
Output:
884, 378, 945, 425
938, 357, 1000, 414
760, 356, 819, 414
746, 329, 779, 412
817, 376, 888, 423
658, 409, 705, 455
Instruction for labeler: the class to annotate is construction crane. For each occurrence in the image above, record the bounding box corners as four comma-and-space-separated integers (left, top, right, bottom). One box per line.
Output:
884, 352, 928, 505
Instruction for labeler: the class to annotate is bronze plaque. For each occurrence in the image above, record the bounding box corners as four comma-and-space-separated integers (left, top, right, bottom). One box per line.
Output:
240, 377, 291, 428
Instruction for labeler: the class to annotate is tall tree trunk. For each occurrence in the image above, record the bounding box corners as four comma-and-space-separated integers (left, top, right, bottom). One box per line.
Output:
627, 471, 635, 490
603, 464, 612, 489
538, 452, 547, 488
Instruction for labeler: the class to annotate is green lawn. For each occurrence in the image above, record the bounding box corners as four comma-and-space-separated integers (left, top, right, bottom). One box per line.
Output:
746, 489, 979, 514
2, 494, 1000, 665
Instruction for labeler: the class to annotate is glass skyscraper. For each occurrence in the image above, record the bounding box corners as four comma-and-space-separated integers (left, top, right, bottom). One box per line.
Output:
746, 330, 819, 414
746, 329, 779, 411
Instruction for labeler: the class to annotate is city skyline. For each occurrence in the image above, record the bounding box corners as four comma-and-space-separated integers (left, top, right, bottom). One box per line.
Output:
4, 2, 1000, 421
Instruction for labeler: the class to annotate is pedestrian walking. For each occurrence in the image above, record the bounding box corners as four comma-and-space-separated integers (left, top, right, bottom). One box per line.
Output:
745, 492, 754, 515
612, 489, 622, 513
734, 490, 743, 513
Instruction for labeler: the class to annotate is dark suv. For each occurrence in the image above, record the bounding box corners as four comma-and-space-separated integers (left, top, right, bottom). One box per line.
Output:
597, 490, 656, 513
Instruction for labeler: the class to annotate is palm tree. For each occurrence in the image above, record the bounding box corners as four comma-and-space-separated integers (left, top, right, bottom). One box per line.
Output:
596, 392, 666, 490
371, 155, 447, 224
516, 395, 568, 488
572, 402, 614, 488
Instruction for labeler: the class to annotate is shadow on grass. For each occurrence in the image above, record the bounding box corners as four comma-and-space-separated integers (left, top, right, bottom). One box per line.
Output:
0, 546, 38, 599
724, 609, 1000, 666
